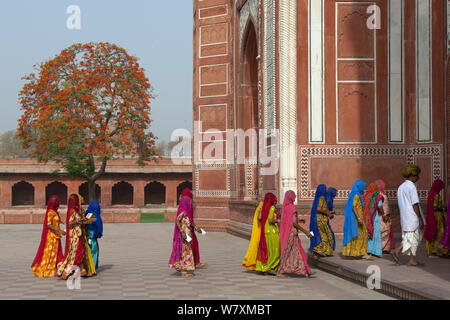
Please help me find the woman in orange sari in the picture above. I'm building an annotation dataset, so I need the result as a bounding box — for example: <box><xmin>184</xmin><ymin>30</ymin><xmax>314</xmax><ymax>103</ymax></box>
<box><xmin>31</xmin><ymin>195</ymin><xmax>66</xmax><ymax>277</ymax></box>
<box><xmin>56</xmin><ymin>194</ymin><xmax>96</xmax><ymax>279</ymax></box>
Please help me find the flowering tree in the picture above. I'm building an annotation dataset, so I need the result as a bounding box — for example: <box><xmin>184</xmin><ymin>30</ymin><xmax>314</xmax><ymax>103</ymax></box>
<box><xmin>17</xmin><ymin>42</ymin><xmax>159</xmax><ymax>202</ymax></box>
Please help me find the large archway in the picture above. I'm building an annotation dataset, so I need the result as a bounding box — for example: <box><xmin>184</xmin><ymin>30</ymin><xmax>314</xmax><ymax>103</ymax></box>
<box><xmin>144</xmin><ymin>182</ymin><xmax>166</xmax><ymax>205</ymax></box>
<box><xmin>237</xmin><ymin>20</ymin><xmax>259</xmax><ymax>200</ymax></box>
<box><xmin>78</xmin><ymin>182</ymin><xmax>101</xmax><ymax>205</ymax></box>
<box><xmin>112</xmin><ymin>181</ymin><xmax>134</xmax><ymax>205</ymax></box>
<box><xmin>45</xmin><ymin>181</ymin><xmax>68</xmax><ymax>205</ymax></box>
<box><xmin>12</xmin><ymin>181</ymin><xmax>35</xmax><ymax>206</ymax></box>
<box><xmin>177</xmin><ymin>181</ymin><xmax>193</xmax><ymax>204</ymax></box>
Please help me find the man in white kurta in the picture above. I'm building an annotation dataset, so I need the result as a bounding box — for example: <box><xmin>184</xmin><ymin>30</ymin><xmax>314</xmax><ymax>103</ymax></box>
<box><xmin>392</xmin><ymin>165</ymin><xmax>425</xmax><ymax>266</ymax></box>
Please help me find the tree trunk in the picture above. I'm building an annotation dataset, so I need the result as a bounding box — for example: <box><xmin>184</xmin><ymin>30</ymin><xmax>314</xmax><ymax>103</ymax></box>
<box><xmin>88</xmin><ymin>179</ymin><xmax>96</xmax><ymax>203</ymax></box>
<box><xmin>87</xmin><ymin>158</ymin><xmax>108</xmax><ymax>203</ymax></box>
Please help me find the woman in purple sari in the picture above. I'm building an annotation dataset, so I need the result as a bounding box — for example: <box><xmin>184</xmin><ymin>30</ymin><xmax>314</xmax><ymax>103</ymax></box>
<box><xmin>169</xmin><ymin>196</ymin><xmax>195</xmax><ymax>277</ymax></box>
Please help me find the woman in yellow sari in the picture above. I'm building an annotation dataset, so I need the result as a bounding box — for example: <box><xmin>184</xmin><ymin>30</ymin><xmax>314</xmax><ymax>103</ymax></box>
<box><xmin>31</xmin><ymin>195</ymin><xmax>66</xmax><ymax>277</ymax></box>
<box><xmin>342</xmin><ymin>180</ymin><xmax>372</xmax><ymax>260</ymax></box>
<box><xmin>256</xmin><ymin>193</ymin><xmax>280</xmax><ymax>274</ymax></box>
<box><xmin>242</xmin><ymin>202</ymin><xmax>263</xmax><ymax>270</ymax></box>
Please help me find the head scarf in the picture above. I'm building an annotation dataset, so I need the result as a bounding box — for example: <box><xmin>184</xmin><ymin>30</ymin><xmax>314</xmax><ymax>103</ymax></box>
<box><xmin>308</xmin><ymin>185</ymin><xmax>327</xmax><ymax>252</ymax></box>
<box><xmin>343</xmin><ymin>180</ymin><xmax>366</xmax><ymax>247</ymax></box>
<box><xmin>424</xmin><ymin>179</ymin><xmax>445</xmax><ymax>242</ymax></box>
<box><xmin>362</xmin><ymin>183</ymin><xmax>378</xmax><ymax>232</ymax></box>
<box><xmin>439</xmin><ymin>193</ymin><xmax>450</xmax><ymax>248</ymax></box>
<box><xmin>375</xmin><ymin>179</ymin><xmax>395</xmax><ymax>248</ymax></box>
<box><xmin>280</xmin><ymin>190</ymin><xmax>296</xmax><ymax>255</ymax></box>
<box><xmin>85</xmin><ymin>200</ymin><xmax>103</xmax><ymax>239</ymax></box>
<box><xmin>401</xmin><ymin>164</ymin><xmax>421</xmax><ymax>179</ymax></box>
<box><xmin>181</xmin><ymin>188</ymin><xmax>193</xmax><ymax>199</ymax></box>
<box><xmin>169</xmin><ymin>196</ymin><xmax>192</xmax><ymax>265</ymax></box>
<box><xmin>31</xmin><ymin>195</ymin><xmax>63</xmax><ymax>268</ymax></box>
<box><xmin>325</xmin><ymin>187</ymin><xmax>338</xmax><ymax>211</ymax></box>
<box><xmin>256</xmin><ymin>193</ymin><xmax>277</xmax><ymax>264</ymax></box>
<box><xmin>325</xmin><ymin>187</ymin><xmax>337</xmax><ymax>250</ymax></box>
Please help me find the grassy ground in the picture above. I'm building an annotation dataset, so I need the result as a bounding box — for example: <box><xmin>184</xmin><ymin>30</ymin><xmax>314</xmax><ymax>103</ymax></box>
<box><xmin>140</xmin><ymin>212</ymin><xmax>165</xmax><ymax>223</ymax></box>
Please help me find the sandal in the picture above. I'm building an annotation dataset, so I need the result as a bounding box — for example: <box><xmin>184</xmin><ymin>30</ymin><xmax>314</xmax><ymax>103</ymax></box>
<box><xmin>391</xmin><ymin>251</ymin><xmax>401</xmax><ymax>265</ymax></box>
<box><xmin>407</xmin><ymin>262</ymin><xmax>425</xmax><ymax>267</ymax></box>
<box><xmin>181</xmin><ymin>272</ymin><xmax>194</xmax><ymax>278</ymax></box>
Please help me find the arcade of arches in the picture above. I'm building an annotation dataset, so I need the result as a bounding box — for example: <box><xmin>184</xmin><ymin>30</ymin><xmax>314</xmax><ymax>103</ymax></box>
<box><xmin>0</xmin><ymin>159</ymin><xmax>192</xmax><ymax>224</ymax></box>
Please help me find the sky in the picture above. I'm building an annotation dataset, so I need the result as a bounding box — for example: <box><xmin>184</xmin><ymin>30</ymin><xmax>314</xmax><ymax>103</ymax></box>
<box><xmin>0</xmin><ymin>0</ymin><xmax>193</xmax><ymax>143</ymax></box>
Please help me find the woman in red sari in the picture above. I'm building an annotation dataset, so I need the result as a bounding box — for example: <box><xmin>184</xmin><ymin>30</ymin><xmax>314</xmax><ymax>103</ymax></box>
<box><xmin>56</xmin><ymin>194</ymin><xmax>95</xmax><ymax>279</ymax></box>
<box><xmin>180</xmin><ymin>188</ymin><xmax>206</xmax><ymax>268</ymax></box>
<box><xmin>31</xmin><ymin>195</ymin><xmax>65</xmax><ymax>277</ymax></box>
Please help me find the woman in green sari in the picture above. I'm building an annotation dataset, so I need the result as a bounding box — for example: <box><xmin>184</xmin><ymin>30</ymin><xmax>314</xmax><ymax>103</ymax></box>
<box><xmin>256</xmin><ymin>193</ymin><xmax>280</xmax><ymax>274</ymax></box>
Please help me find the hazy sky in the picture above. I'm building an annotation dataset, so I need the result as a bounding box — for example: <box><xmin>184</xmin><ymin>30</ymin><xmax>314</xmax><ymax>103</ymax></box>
<box><xmin>0</xmin><ymin>0</ymin><xmax>193</xmax><ymax>143</ymax></box>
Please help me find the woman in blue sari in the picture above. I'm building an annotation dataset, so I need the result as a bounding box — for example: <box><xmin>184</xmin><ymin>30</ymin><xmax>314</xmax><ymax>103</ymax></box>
<box><xmin>85</xmin><ymin>200</ymin><xmax>103</xmax><ymax>270</ymax></box>
<box><xmin>342</xmin><ymin>180</ymin><xmax>372</xmax><ymax>259</ymax></box>
<box><xmin>309</xmin><ymin>185</ymin><xmax>336</xmax><ymax>258</ymax></box>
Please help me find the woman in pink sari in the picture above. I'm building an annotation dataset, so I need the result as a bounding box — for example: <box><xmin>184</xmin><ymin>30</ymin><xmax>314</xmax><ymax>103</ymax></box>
<box><xmin>169</xmin><ymin>196</ymin><xmax>195</xmax><ymax>277</ymax></box>
<box><xmin>277</xmin><ymin>190</ymin><xmax>313</xmax><ymax>277</ymax></box>
<box><xmin>180</xmin><ymin>188</ymin><xmax>206</xmax><ymax>268</ymax></box>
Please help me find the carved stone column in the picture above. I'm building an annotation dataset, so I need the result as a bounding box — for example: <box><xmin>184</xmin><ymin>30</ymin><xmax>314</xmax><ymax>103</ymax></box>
<box><xmin>279</xmin><ymin>0</ymin><xmax>298</xmax><ymax>202</ymax></box>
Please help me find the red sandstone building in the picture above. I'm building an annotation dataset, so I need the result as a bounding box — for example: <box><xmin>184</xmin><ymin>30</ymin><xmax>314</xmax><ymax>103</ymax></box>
<box><xmin>192</xmin><ymin>0</ymin><xmax>450</xmax><ymax>236</ymax></box>
<box><xmin>0</xmin><ymin>159</ymin><xmax>192</xmax><ymax>224</ymax></box>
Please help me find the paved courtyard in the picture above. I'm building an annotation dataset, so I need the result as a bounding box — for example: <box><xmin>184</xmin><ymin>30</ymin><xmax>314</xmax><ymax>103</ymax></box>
<box><xmin>0</xmin><ymin>223</ymin><xmax>392</xmax><ymax>300</ymax></box>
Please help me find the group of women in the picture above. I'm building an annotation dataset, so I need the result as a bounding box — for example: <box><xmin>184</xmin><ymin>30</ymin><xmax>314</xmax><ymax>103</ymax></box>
<box><xmin>342</xmin><ymin>178</ymin><xmax>450</xmax><ymax>260</ymax></box>
<box><xmin>241</xmin><ymin>191</ymin><xmax>317</xmax><ymax>277</ymax></box>
<box><xmin>31</xmin><ymin>194</ymin><xmax>103</xmax><ymax>279</ymax></box>
<box><xmin>342</xmin><ymin>179</ymin><xmax>395</xmax><ymax>260</ymax></box>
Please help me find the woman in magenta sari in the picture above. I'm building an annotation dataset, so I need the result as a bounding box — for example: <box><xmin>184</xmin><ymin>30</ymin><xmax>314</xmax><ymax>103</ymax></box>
<box><xmin>439</xmin><ymin>193</ymin><xmax>450</xmax><ymax>257</ymax></box>
<box><xmin>180</xmin><ymin>188</ymin><xmax>206</xmax><ymax>268</ymax></box>
<box><xmin>425</xmin><ymin>179</ymin><xmax>446</xmax><ymax>257</ymax></box>
<box><xmin>277</xmin><ymin>190</ymin><xmax>313</xmax><ymax>277</ymax></box>
<box><xmin>31</xmin><ymin>195</ymin><xmax>65</xmax><ymax>277</ymax></box>
<box><xmin>169</xmin><ymin>196</ymin><xmax>195</xmax><ymax>277</ymax></box>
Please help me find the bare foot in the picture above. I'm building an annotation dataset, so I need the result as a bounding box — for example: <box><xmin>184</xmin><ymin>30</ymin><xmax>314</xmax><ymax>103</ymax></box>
<box><xmin>196</xmin><ymin>263</ymin><xmax>207</xmax><ymax>268</ymax></box>
<box><xmin>181</xmin><ymin>272</ymin><xmax>194</xmax><ymax>278</ymax></box>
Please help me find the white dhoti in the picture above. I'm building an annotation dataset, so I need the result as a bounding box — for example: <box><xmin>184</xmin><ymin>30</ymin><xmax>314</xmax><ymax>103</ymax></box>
<box><xmin>402</xmin><ymin>229</ymin><xmax>423</xmax><ymax>256</ymax></box>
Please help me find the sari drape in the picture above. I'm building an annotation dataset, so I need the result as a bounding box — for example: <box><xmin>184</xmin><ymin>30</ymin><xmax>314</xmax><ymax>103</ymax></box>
<box><xmin>256</xmin><ymin>193</ymin><xmax>277</xmax><ymax>264</ymax></box>
<box><xmin>85</xmin><ymin>200</ymin><xmax>102</xmax><ymax>270</ymax></box>
<box><xmin>424</xmin><ymin>179</ymin><xmax>445</xmax><ymax>242</ymax></box>
<box><xmin>278</xmin><ymin>190</ymin><xmax>311</xmax><ymax>276</ymax></box>
<box><xmin>375</xmin><ymin>179</ymin><xmax>395</xmax><ymax>251</ymax></box>
<box><xmin>242</xmin><ymin>202</ymin><xmax>263</xmax><ymax>270</ymax></box>
<box><xmin>439</xmin><ymin>193</ymin><xmax>450</xmax><ymax>248</ymax></box>
<box><xmin>169</xmin><ymin>196</ymin><xmax>192</xmax><ymax>266</ymax></box>
<box><xmin>57</xmin><ymin>194</ymin><xmax>85</xmax><ymax>278</ymax></box>
<box><xmin>31</xmin><ymin>196</ymin><xmax>63</xmax><ymax>277</ymax></box>
<box><xmin>308</xmin><ymin>185</ymin><xmax>328</xmax><ymax>253</ymax></box>
<box><xmin>343</xmin><ymin>180</ymin><xmax>366</xmax><ymax>247</ymax></box>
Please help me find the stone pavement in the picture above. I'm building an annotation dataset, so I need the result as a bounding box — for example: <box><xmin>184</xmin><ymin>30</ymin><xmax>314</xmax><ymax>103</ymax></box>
<box><xmin>308</xmin><ymin>235</ymin><xmax>450</xmax><ymax>300</ymax></box>
<box><xmin>0</xmin><ymin>223</ymin><xmax>391</xmax><ymax>300</ymax></box>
